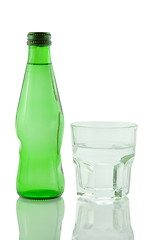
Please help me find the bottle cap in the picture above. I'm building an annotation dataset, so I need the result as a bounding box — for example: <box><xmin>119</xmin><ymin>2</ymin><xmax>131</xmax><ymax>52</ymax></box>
<box><xmin>27</xmin><ymin>32</ymin><xmax>52</xmax><ymax>46</ymax></box>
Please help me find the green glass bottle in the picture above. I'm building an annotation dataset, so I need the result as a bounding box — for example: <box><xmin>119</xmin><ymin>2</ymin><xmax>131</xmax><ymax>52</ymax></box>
<box><xmin>16</xmin><ymin>32</ymin><xmax>64</xmax><ymax>199</ymax></box>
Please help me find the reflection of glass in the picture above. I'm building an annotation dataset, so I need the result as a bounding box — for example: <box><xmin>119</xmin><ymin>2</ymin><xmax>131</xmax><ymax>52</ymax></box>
<box><xmin>72</xmin><ymin>197</ymin><xmax>134</xmax><ymax>240</ymax></box>
<box><xmin>71</xmin><ymin>122</ymin><xmax>137</xmax><ymax>198</ymax></box>
<box><xmin>17</xmin><ymin>197</ymin><xmax>64</xmax><ymax>240</ymax></box>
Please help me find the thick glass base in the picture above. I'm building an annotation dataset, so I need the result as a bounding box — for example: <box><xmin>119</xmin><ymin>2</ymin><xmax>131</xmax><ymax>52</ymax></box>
<box><xmin>77</xmin><ymin>187</ymin><xmax>129</xmax><ymax>199</ymax></box>
<box><xmin>17</xmin><ymin>190</ymin><xmax>63</xmax><ymax>200</ymax></box>
<box><xmin>75</xmin><ymin>157</ymin><xmax>133</xmax><ymax>199</ymax></box>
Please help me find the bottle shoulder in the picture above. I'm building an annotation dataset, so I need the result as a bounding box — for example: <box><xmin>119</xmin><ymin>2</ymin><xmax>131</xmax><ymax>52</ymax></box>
<box><xmin>16</xmin><ymin>63</ymin><xmax>64</xmax><ymax>130</ymax></box>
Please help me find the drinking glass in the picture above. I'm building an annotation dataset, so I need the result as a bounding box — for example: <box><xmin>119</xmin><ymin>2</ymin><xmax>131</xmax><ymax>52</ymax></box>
<box><xmin>71</xmin><ymin>122</ymin><xmax>137</xmax><ymax>198</ymax></box>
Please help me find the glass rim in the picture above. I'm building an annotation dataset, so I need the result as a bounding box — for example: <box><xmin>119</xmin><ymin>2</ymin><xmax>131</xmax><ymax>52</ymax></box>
<box><xmin>71</xmin><ymin>121</ymin><xmax>138</xmax><ymax>129</ymax></box>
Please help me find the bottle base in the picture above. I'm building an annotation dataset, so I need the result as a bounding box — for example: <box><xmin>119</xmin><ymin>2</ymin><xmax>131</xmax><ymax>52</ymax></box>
<box><xmin>17</xmin><ymin>189</ymin><xmax>63</xmax><ymax>200</ymax></box>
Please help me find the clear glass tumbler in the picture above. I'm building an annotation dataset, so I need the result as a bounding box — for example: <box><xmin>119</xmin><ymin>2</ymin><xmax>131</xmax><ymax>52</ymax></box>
<box><xmin>71</xmin><ymin>122</ymin><xmax>137</xmax><ymax>198</ymax></box>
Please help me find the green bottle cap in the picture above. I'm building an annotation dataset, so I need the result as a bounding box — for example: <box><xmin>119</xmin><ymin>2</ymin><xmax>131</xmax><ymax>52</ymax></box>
<box><xmin>27</xmin><ymin>32</ymin><xmax>52</xmax><ymax>46</ymax></box>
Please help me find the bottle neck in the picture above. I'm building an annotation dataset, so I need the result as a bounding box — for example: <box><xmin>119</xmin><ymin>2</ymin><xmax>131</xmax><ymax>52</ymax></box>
<box><xmin>27</xmin><ymin>46</ymin><xmax>52</xmax><ymax>64</ymax></box>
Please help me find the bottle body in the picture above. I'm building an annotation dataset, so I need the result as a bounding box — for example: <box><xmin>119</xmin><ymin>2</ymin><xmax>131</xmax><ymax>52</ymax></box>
<box><xmin>16</xmin><ymin>41</ymin><xmax>64</xmax><ymax>199</ymax></box>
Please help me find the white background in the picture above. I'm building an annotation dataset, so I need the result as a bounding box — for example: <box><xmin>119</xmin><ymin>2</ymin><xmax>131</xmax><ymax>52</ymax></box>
<box><xmin>0</xmin><ymin>0</ymin><xmax>162</xmax><ymax>239</ymax></box>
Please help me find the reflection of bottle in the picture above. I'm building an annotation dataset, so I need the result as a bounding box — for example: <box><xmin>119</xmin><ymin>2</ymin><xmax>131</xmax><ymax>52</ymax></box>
<box><xmin>17</xmin><ymin>197</ymin><xmax>64</xmax><ymax>240</ymax></box>
<box><xmin>16</xmin><ymin>32</ymin><xmax>64</xmax><ymax>199</ymax></box>
<box><xmin>72</xmin><ymin>197</ymin><xmax>134</xmax><ymax>240</ymax></box>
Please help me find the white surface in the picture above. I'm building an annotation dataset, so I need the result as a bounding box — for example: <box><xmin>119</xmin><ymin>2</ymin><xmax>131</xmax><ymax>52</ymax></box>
<box><xmin>0</xmin><ymin>0</ymin><xmax>163</xmax><ymax>239</ymax></box>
